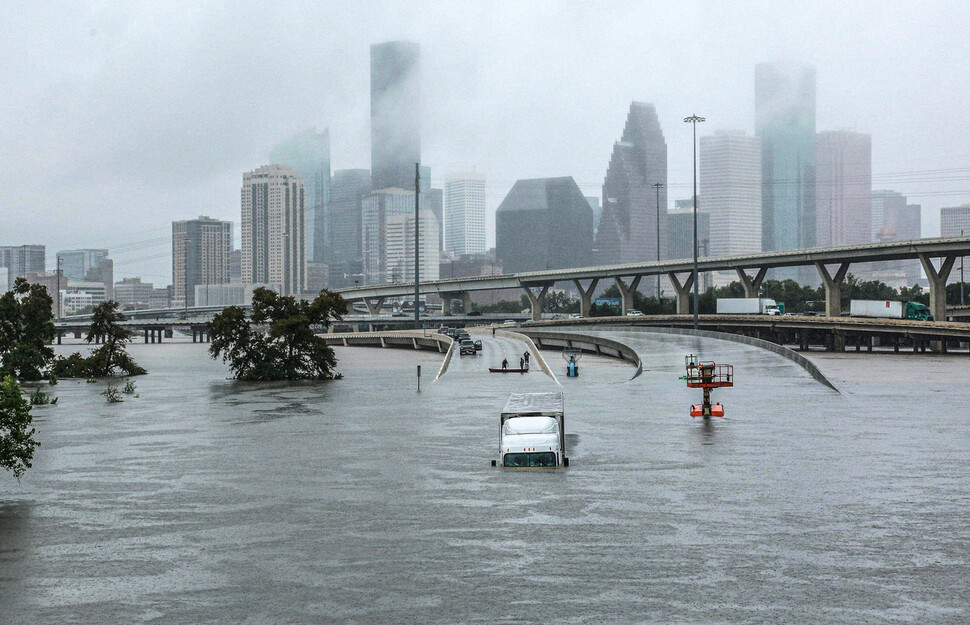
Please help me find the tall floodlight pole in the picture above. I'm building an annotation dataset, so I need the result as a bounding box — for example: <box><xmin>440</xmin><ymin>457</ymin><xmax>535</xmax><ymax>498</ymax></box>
<box><xmin>962</xmin><ymin>229</ymin><xmax>966</xmax><ymax>306</ymax></box>
<box><xmin>414</xmin><ymin>163</ymin><xmax>421</xmax><ymax>328</ymax></box>
<box><xmin>683</xmin><ymin>114</ymin><xmax>705</xmax><ymax>329</ymax></box>
<box><xmin>652</xmin><ymin>182</ymin><xmax>664</xmax><ymax>307</ymax></box>
<box><xmin>56</xmin><ymin>256</ymin><xmax>63</xmax><ymax>319</ymax></box>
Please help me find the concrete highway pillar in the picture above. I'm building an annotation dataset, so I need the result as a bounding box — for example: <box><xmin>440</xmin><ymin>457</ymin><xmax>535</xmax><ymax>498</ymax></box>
<box><xmin>144</xmin><ymin>329</ymin><xmax>149</xmax><ymax>344</ymax></box>
<box><xmin>736</xmin><ymin>267</ymin><xmax>769</xmax><ymax>298</ymax></box>
<box><xmin>573</xmin><ymin>279</ymin><xmax>600</xmax><ymax>317</ymax></box>
<box><xmin>614</xmin><ymin>276</ymin><xmax>642</xmax><ymax>315</ymax></box>
<box><xmin>667</xmin><ymin>272</ymin><xmax>694</xmax><ymax>315</ymax></box>
<box><xmin>522</xmin><ymin>285</ymin><xmax>550</xmax><ymax>321</ymax></box>
<box><xmin>461</xmin><ymin>292</ymin><xmax>473</xmax><ymax>314</ymax></box>
<box><xmin>364</xmin><ymin>297</ymin><xmax>385</xmax><ymax>315</ymax></box>
<box><xmin>919</xmin><ymin>254</ymin><xmax>955</xmax><ymax>322</ymax></box>
<box><xmin>440</xmin><ymin>294</ymin><xmax>454</xmax><ymax>315</ymax></box>
<box><xmin>815</xmin><ymin>262</ymin><xmax>850</xmax><ymax>317</ymax></box>
<box><xmin>57</xmin><ymin>331</ymin><xmax>62</xmax><ymax>345</ymax></box>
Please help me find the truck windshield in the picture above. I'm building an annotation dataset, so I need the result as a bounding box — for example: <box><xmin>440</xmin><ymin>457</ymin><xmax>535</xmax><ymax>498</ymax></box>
<box><xmin>503</xmin><ymin>452</ymin><xmax>557</xmax><ymax>468</ymax></box>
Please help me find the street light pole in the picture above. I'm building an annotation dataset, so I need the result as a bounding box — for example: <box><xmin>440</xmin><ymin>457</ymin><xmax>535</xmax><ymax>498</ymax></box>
<box><xmin>652</xmin><ymin>182</ymin><xmax>664</xmax><ymax>308</ymax></box>
<box><xmin>962</xmin><ymin>229</ymin><xmax>966</xmax><ymax>306</ymax></box>
<box><xmin>684</xmin><ymin>114</ymin><xmax>705</xmax><ymax>329</ymax></box>
<box><xmin>414</xmin><ymin>163</ymin><xmax>421</xmax><ymax>328</ymax></box>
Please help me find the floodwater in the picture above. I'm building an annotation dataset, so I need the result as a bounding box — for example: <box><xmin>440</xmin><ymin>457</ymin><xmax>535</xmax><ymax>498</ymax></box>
<box><xmin>1</xmin><ymin>328</ymin><xmax>968</xmax><ymax>624</ymax></box>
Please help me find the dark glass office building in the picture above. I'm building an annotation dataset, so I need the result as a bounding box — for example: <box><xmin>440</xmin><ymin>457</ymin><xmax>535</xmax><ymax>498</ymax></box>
<box><xmin>496</xmin><ymin>177</ymin><xmax>593</xmax><ymax>274</ymax></box>
<box><xmin>327</xmin><ymin>169</ymin><xmax>372</xmax><ymax>287</ymax></box>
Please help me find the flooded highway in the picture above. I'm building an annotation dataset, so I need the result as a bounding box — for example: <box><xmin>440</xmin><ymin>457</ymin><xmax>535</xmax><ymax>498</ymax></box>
<box><xmin>1</xmin><ymin>329</ymin><xmax>968</xmax><ymax>623</ymax></box>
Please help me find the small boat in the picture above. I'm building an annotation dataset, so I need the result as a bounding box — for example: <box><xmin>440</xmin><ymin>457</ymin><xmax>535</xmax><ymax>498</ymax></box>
<box><xmin>489</xmin><ymin>367</ymin><xmax>529</xmax><ymax>374</ymax></box>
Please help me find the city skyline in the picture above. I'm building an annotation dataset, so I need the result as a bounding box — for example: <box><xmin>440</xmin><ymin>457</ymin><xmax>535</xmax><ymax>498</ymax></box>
<box><xmin>2</xmin><ymin>3</ymin><xmax>970</xmax><ymax>285</ymax></box>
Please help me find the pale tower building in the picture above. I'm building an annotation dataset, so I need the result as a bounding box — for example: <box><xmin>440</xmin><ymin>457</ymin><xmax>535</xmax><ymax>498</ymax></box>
<box><xmin>241</xmin><ymin>165</ymin><xmax>306</xmax><ymax>295</ymax></box>
<box><xmin>699</xmin><ymin>130</ymin><xmax>762</xmax><ymax>285</ymax></box>
<box><xmin>444</xmin><ymin>172</ymin><xmax>487</xmax><ymax>255</ymax></box>
<box><xmin>815</xmin><ymin>130</ymin><xmax>872</xmax><ymax>247</ymax></box>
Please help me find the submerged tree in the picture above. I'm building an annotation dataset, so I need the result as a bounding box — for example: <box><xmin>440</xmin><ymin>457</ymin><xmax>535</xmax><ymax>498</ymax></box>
<box><xmin>0</xmin><ymin>278</ymin><xmax>56</xmax><ymax>381</ymax></box>
<box><xmin>0</xmin><ymin>376</ymin><xmax>40</xmax><ymax>479</ymax></box>
<box><xmin>51</xmin><ymin>301</ymin><xmax>146</xmax><ymax>378</ymax></box>
<box><xmin>209</xmin><ymin>288</ymin><xmax>347</xmax><ymax>381</ymax></box>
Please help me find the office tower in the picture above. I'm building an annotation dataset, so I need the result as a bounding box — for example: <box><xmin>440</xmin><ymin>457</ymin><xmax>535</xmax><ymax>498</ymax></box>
<box><xmin>699</xmin><ymin>130</ymin><xmax>762</xmax><ymax>257</ymax></box>
<box><xmin>113</xmin><ymin>278</ymin><xmax>155</xmax><ymax>308</ymax></box>
<box><xmin>596</xmin><ymin>102</ymin><xmax>667</xmax><ymax>292</ymax></box>
<box><xmin>585</xmin><ymin>196</ymin><xmax>602</xmax><ymax>233</ymax></box>
<box><xmin>385</xmin><ymin>209</ymin><xmax>440</xmax><ymax>283</ymax></box>
<box><xmin>361</xmin><ymin>188</ymin><xmax>420</xmax><ymax>284</ymax></box>
<box><xmin>241</xmin><ymin>165</ymin><xmax>305</xmax><ymax>296</ymax></box>
<box><xmin>867</xmin><ymin>190</ymin><xmax>922</xmax><ymax>285</ymax></box>
<box><xmin>756</xmin><ymin>62</ymin><xmax>816</xmax><ymax>281</ymax></box>
<box><xmin>496</xmin><ymin>177</ymin><xmax>593</xmax><ymax>274</ymax></box>
<box><xmin>229</xmin><ymin>250</ymin><xmax>242</xmax><ymax>283</ymax></box>
<box><xmin>57</xmin><ymin>249</ymin><xmax>108</xmax><ymax>282</ymax></box>
<box><xmin>941</xmin><ymin>204</ymin><xmax>970</xmax><ymax>285</ymax></box>
<box><xmin>815</xmin><ymin>130</ymin><xmax>872</xmax><ymax>247</ymax></box>
<box><xmin>425</xmin><ymin>187</ymin><xmax>444</xmax><ymax>252</ymax></box>
<box><xmin>173</xmin><ymin>215</ymin><xmax>233</xmax><ymax>308</ymax></box>
<box><xmin>0</xmin><ymin>245</ymin><xmax>45</xmax><ymax>290</ymax></box>
<box><xmin>328</xmin><ymin>169</ymin><xmax>372</xmax><ymax>287</ymax></box>
<box><xmin>371</xmin><ymin>41</ymin><xmax>420</xmax><ymax>191</ymax></box>
<box><xmin>444</xmin><ymin>172</ymin><xmax>487</xmax><ymax>255</ymax></box>
<box><xmin>269</xmin><ymin>128</ymin><xmax>330</xmax><ymax>263</ymax></box>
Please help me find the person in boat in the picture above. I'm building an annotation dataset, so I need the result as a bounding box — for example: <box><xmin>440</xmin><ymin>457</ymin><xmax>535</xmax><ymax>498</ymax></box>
<box><xmin>523</xmin><ymin>351</ymin><xmax>530</xmax><ymax>364</ymax></box>
<box><xmin>519</xmin><ymin>357</ymin><xmax>525</xmax><ymax>369</ymax></box>
<box><xmin>501</xmin><ymin>358</ymin><xmax>509</xmax><ymax>370</ymax></box>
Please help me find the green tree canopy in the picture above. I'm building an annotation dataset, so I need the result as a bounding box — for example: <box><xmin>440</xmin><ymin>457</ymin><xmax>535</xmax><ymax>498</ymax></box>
<box><xmin>51</xmin><ymin>300</ymin><xmax>146</xmax><ymax>378</ymax></box>
<box><xmin>0</xmin><ymin>278</ymin><xmax>55</xmax><ymax>381</ymax></box>
<box><xmin>209</xmin><ymin>288</ymin><xmax>347</xmax><ymax>381</ymax></box>
<box><xmin>0</xmin><ymin>376</ymin><xmax>39</xmax><ymax>479</ymax></box>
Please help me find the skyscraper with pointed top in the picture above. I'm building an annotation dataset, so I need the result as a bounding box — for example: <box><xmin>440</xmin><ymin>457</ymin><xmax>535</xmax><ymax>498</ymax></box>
<box><xmin>596</xmin><ymin>102</ymin><xmax>667</xmax><ymax>292</ymax></box>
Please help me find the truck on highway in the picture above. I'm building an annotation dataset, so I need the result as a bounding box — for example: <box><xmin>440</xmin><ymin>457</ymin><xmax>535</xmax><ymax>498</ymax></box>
<box><xmin>492</xmin><ymin>392</ymin><xmax>568</xmax><ymax>468</ymax></box>
<box><xmin>716</xmin><ymin>297</ymin><xmax>783</xmax><ymax>315</ymax></box>
<box><xmin>849</xmin><ymin>299</ymin><xmax>933</xmax><ymax>321</ymax></box>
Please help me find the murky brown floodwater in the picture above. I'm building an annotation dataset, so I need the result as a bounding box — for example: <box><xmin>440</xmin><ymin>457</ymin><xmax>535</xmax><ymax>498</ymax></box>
<box><xmin>1</xmin><ymin>329</ymin><xmax>968</xmax><ymax>623</ymax></box>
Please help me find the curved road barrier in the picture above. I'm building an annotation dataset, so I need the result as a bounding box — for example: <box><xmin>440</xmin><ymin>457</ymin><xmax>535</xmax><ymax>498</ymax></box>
<box><xmin>539</xmin><ymin>324</ymin><xmax>839</xmax><ymax>393</ymax></box>
<box><xmin>518</xmin><ymin>329</ymin><xmax>643</xmax><ymax>379</ymax></box>
<box><xmin>495</xmin><ymin>329</ymin><xmax>560</xmax><ymax>385</ymax></box>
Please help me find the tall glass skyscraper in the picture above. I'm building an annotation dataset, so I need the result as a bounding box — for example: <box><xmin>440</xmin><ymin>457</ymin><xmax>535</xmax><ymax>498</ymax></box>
<box><xmin>269</xmin><ymin>128</ymin><xmax>330</xmax><ymax>264</ymax></box>
<box><xmin>756</xmin><ymin>62</ymin><xmax>816</xmax><ymax>263</ymax></box>
<box><xmin>371</xmin><ymin>41</ymin><xmax>420</xmax><ymax>192</ymax></box>
<box><xmin>596</xmin><ymin>102</ymin><xmax>667</xmax><ymax>291</ymax></box>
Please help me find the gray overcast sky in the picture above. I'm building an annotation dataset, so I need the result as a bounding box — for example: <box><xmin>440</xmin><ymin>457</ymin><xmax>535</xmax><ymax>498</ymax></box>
<box><xmin>2</xmin><ymin>0</ymin><xmax>969</xmax><ymax>284</ymax></box>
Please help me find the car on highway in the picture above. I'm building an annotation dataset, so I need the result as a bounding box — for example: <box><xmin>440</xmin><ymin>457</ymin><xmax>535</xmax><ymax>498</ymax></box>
<box><xmin>503</xmin><ymin>319</ymin><xmax>517</xmax><ymax>325</ymax></box>
<box><xmin>626</xmin><ymin>309</ymin><xmax>645</xmax><ymax>316</ymax></box>
<box><xmin>459</xmin><ymin>339</ymin><xmax>477</xmax><ymax>355</ymax></box>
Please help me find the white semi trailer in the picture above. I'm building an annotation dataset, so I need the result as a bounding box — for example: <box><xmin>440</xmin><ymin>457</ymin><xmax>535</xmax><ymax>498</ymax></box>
<box><xmin>491</xmin><ymin>392</ymin><xmax>568</xmax><ymax>468</ymax></box>
<box><xmin>716</xmin><ymin>297</ymin><xmax>783</xmax><ymax>315</ymax></box>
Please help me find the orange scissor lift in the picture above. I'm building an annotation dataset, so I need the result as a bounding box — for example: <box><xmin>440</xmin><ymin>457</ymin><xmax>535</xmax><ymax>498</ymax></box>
<box><xmin>684</xmin><ymin>354</ymin><xmax>734</xmax><ymax>419</ymax></box>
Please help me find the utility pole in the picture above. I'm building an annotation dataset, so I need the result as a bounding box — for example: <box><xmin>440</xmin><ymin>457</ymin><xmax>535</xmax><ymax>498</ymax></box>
<box><xmin>414</xmin><ymin>163</ymin><xmax>421</xmax><ymax>328</ymax></box>
<box><xmin>652</xmin><ymin>182</ymin><xmax>664</xmax><ymax>308</ymax></box>
<box><xmin>683</xmin><ymin>114</ymin><xmax>705</xmax><ymax>329</ymax></box>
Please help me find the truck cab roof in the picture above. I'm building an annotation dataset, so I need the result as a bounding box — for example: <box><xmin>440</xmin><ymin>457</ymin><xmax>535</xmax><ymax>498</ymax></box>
<box><xmin>503</xmin><ymin>416</ymin><xmax>559</xmax><ymax>435</ymax></box>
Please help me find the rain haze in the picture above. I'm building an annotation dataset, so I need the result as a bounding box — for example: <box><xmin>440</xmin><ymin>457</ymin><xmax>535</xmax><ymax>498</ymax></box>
<box><xmin>1</xmin><ymin>0</ymin><xmax>969</xmax><ymax>283</ymax></box>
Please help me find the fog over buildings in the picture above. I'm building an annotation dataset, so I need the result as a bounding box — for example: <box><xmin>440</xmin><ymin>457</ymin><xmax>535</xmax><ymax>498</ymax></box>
<box><xmin>1</xmin><ymin>2</ymin><xmax>969</xmax><ymax>284</ymax></box>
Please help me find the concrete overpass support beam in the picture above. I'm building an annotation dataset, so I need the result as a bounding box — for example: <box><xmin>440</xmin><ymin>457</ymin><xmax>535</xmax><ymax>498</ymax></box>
<box><xmin>573</xmin><ymin>279</ymin><xmax>600</xmax><ymax>317</ymax></box>
<box><xmin>522</xmin><ymin>285</ymin><xmax>550</xmax><ymax>321</ymax></box>
<box><xmin>461</xmin><ymin>292</ymin><xmax>473</xmax><ymax>314</ymax></box>
<box><xmin>736</xmin><ymin>267</ymin><xmax>769</xmax><ymax>298</ymax></box>
<box><xmin>919</xmin><ymin>254</ymin><xmax>956</xmax><ymax>322</ymax></box>
<box><xmin>364</xmin><ymin>297</ymin><xmax>385</xmax><ymax>315</ymax></box>
<box><xmin>440</xmin><ymin>294</ymin><xmax>454</xmax><ymax>315</ymax></box>
<box><xmin>815</xmin><ymin>262</ymin><xmax>850</xmax><ymax>317</ymax></box>
<box><xmin>667</xmin><ymin>272</ymin><xmax>694</xmax><ymax>316</ymax></box>
<box><xmin>614</xmin><ymin>276</ymin><xmax>642</xmax><ymax>315</ymax></box>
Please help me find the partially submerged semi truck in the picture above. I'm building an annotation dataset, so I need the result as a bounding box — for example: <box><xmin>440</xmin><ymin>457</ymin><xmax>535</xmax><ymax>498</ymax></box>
<box><xmin>492</xmin><ymin>392</ymin><xmax>568</xmax><ymax>468</ymax></box>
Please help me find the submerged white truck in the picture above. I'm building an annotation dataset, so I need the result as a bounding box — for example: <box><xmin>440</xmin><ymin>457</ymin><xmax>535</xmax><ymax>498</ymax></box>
<box><xmin>491</xmin><ymin>392</ymin><xmax>568</xmax><ymax>468</ymax></box>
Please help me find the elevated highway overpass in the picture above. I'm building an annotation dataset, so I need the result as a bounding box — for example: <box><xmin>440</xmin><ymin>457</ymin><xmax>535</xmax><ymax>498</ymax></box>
<box><xmin>335</xmin><ymin>236</ymin><xmax>970</xmax><ymax>322</ymax></box>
